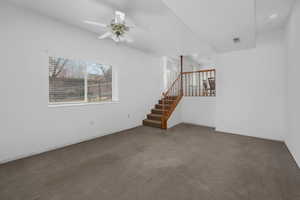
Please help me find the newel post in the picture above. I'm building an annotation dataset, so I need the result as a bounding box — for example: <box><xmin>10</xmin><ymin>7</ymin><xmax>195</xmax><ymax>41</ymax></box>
<box><xmin>180</xmin><ymin>55</ymin><xmax>183</xmax><ymax>96</ymax></box>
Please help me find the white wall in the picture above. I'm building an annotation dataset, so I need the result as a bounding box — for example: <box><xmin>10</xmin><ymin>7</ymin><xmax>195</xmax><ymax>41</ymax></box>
<box><xmin>183</xmin><ymin>56</ymin><xmax>199</xmax><ymax>72</ymax></box>
<box><xmin>162</xmin><ymin>56</ymin><xmax>180</xmax><ymax>91</ymax></box>
<box><xmin>215</xmin><ymin>31</ymin><xmax>287</xmax><ymax>141</ymax></box>
<box><xmin>285</xmin><ymin>1</ymin><xmax>300</xmax><ymax>167</ymax></box>
<box><xmin>181</xmin><ymin>97</ymin><xmax>216</xmax><ymax>127</ymax></box>
<box><xmin>0</xmin><ymin>2</ymin><xmax>163</xmax><ymax>163</ymax></box>
<box><xmin>167</xmin><ymin>97</ymin><xmax>216</xmax><ymax>128</ymax></box>
<box><xmin>167</xmin><ymin>101</ymin><xmax>182</xmax><ymax>128</ymax></box>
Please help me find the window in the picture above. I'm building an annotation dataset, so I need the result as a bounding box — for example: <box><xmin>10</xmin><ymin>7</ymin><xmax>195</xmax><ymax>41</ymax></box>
<box><xmin>49</xmin><ymin>57</ymin><xmax>112</xmax><ymax>104</ymax></box>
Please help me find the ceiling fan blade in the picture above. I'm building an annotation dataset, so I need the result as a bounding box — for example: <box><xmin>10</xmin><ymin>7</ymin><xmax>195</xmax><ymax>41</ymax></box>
<box><xmin>125</xmin><ymin>37</ymin><xmax>134</xmax><ymax>43</ymax></box>
<box><xmin>126</xmin><ymin>22</ymin><xmax>136</xmax><ymax>29</ymax></box>
<box><xmin>111</xmin><ymin>35</ymin><xmax>120</xmax><ymax>42</ymax></box>
<box><xmin>98</xmin><ymin>32</ymin><xmax>112</xmax><ymax>39</ymax></box>
<box><xmin>122</xmin><ymin>34</ymin><xmax>134</xmax><ymax>43</ymax></box>
<box><xmin>84</xmin><ymin>20</ymin><xmax>108</xmax><ymax>28</ymax></box>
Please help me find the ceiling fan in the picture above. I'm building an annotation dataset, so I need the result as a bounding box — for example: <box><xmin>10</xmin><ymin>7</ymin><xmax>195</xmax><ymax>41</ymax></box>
<box><xmin>84</xmin><ymin>11</ymin><xmax>134</xmax><ymax>43</ymax></box>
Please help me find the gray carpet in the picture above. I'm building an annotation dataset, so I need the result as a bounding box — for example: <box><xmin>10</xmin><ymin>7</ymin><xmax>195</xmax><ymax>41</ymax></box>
<box><xmin>1</xmin><ymin>123</ymin><xmax>300</xmax><ymax>200</ymax></box>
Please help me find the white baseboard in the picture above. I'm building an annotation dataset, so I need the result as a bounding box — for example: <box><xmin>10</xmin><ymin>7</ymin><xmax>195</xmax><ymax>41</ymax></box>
<box><xmin>215</xmin><ymin>128</ymin><xmax>284</xmax><ymax>142</ymax></box>
<box><xmin>182</xmin><ymin>122</ymin><xmax>215</xmax><ymax>129</ymax></box>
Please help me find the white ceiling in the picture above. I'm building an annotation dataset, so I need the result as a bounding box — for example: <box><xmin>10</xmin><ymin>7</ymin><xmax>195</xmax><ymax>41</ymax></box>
<box><xmin>4</xmin><ymin>0</ymin><xmax>214</xmax><ymax>56</ymax></box>
<box><xmin>4</xmin><ymin>0</ymin><xmax>296</xmax><ymax>56</ymax></box>
<box><xmin>163</xmin><ymin>0</ymin><xmax>256</xmax><ymax>53</ymax></box>
<box><xmin>163</xmin><ymin>0</ymin><xmax>294</xmax><ymax>53</ymax></box>
<box><xmin>256</xmin><ymin>0</ymin><xmax>295</xmax><ymax>33</ymax></box>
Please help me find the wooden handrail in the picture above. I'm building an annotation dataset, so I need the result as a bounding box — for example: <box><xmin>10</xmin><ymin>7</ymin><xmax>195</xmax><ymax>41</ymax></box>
<box><xmin>163</xmin><ymin>74</ymin><xmax>181</xmax><ymax>97</ymax></box>
<box><xmin>182</xmin><ymin>69</ymin><xmax>215</xmax><ymax>74</ymax></box>
<box><xmin>161</xmin><ymin>55</ymin><xmax>185</xmax><ymax>129</ymax></box>
<box><xmin>161</xmin><ymin>73</ymin><xmax>183</xmax><ymax>129</ymax></box>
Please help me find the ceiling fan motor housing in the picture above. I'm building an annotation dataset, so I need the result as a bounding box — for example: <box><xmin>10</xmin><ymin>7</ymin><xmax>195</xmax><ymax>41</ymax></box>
<box><xmin>110</xmin><ymin>20</ymin><xmax>130</xmax><ymax>37</ymax></box>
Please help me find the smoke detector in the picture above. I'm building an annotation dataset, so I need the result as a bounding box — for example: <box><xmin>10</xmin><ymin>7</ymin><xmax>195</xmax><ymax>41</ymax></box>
<box><xmin>233</xmin><ymin>37</ymin><xmax>240</xmax><ymax>43</ymax></box>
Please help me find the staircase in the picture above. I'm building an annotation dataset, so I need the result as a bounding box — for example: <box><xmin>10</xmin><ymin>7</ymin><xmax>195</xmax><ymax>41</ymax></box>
<box><xmin>143</xmin><ymin>96</ymin><xmax>179</xmax><ymax>129</ymax></box>
<box><xmin>143</xmin><ymin>55</ymin><xmax>184</xmax><ymax>129</ymax></box>
<box><xmin>142</xmin><ymin>55</ymin><xmax>216</xmax><ymax>129</ymax></box>
<box><xmin>143</xmin><ymin>62</ymin><xmax>184</xmax><ymax>129</ymax></box>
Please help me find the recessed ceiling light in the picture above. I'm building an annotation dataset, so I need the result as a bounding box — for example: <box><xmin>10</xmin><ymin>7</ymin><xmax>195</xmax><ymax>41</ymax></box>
<box><xmin>269</xmin><ymin>13</ymin><xmax>278</xmax><ymax>19</ymax></box>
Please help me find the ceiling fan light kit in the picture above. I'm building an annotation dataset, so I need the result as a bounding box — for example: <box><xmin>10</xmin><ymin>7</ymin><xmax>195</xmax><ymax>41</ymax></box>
<box><xmin>84</xmin><ymin>11</ymin><xmax>133</xmax><ymax>43</ymax></box>
<box><xmin>110</xmin><ymin>21</ymin><xmax>130</xmax><ymax>40</ymax></box>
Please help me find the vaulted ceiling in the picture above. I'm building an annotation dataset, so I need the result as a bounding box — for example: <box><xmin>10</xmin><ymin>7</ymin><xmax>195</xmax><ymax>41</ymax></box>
<box><xmin>163</xmin><ymin>0</ymin><xmax>294</xmax><ymax>53</ymax></box>
<box><xmin>5</xmin><ymin>0</ymin><xmax>295</xmax><ymax>56</ymax></box>
<box><xmin>5</xmin><ymin>0</ymin><xmax>214</xmax><ymax>56</ymax></box>
<box><xmin>163</xmin><ymin>0</ymin><xmax>256</xmax><ymax>53</ymax></box>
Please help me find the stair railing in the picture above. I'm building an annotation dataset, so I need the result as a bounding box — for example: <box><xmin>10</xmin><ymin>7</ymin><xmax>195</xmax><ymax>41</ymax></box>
<box><xmin>182</xmin><ymin>69</ymin><xmax>216</xmax><ymax>96</ymax></box>
<box><xmin>161</xmin><ymin>73</ymin><xmax>183</xmax><ymax>129</ymax></box>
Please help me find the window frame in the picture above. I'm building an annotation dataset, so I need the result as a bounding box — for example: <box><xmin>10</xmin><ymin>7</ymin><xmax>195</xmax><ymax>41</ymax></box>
<box><xmin>48</xmin><ymin>56</ymin><xmax>117</xmax><ymax>107</ymax></box>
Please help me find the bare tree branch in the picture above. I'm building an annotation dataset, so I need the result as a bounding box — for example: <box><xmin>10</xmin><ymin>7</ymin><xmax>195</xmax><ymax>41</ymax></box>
<box><xmin>51</xmin><ymin>58</ymin><xmax>69</xmax><ymax>78</ymax></box>
<box><xmin>51</xmin><ymin>58</ymin><xmax>61</xmax><ymax>77</ymax></box>
<box><xmin>55</xmin><ymin>59</ymin><xmax>69</xmax><ymax>77</ymax></box>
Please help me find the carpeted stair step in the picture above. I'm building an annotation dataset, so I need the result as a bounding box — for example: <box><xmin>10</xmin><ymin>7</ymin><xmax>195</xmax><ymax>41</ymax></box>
<box><xmin>155</xmin><ymin>104</ymin><xmax>171</xmax><ymax>110</ymax></box>
<box><xmin>143</xmin><ymin>119</ymin><xmax>162</xmax><ymax>128</ymax></box>
<box><xmin>162</xmin><ymin>96</ymin><xmax>178</xmax><ymax>100</ymax></box>
<box><xmin>151</xmin><ymin>109</ymin><xmax>163</xmax><ymax>115</ymax></box>
<box><xmin>147</xmin><ymin>114</ymin><xmax>163</xmax><ymax>121</ymax></box>
<box><xmin>158</xmin><ymin>100</ymin><xmax>174</xmax><ymax>104</ymax></box>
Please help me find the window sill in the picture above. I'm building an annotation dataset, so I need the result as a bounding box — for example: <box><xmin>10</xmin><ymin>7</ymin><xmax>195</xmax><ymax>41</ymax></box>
<box><xmin>48</xmin><ymin>101</ymin><xmax>119</xmax><ymax>108</ymax></box>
